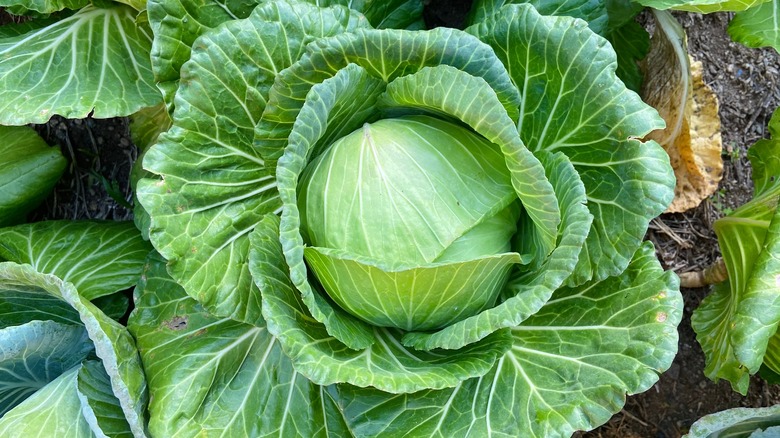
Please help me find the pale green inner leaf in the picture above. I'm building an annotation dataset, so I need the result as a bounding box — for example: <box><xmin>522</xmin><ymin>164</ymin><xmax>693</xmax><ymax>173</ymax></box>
<box><xmin>251</xmin><ymin>214</ymin><xmax>512</xmax><ymax>394</ymax></box>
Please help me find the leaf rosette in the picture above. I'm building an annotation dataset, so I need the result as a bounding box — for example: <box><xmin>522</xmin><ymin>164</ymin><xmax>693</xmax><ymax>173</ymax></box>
<box><xmin>137</xmin><ymin>0</ymin><xmax>682</xmax><ymax>435</ymax></box>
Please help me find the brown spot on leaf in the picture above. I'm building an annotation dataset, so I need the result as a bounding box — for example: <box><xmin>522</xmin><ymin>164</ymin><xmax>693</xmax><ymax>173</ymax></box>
<box><xmin>164</xmin><ymin>316</ymin><xmax>188</xmax><ymax>331</ymax></box>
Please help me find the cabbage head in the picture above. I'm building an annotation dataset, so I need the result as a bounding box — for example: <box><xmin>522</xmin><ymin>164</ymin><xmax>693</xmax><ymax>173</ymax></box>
<box><xmin>135</xmin><ymin>0</ymin><xmax>683</xmax><ymax>436</ymax></box>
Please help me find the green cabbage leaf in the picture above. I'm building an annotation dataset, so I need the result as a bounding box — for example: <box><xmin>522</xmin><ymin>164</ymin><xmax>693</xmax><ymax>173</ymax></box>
<box><xmin>0</xmin><ymin>221</ymin><xmax>152</xmax><ymax>437</ymax></box>
<box><xmin>0</xmin><ymin>4</ymin><xmax>161</xmax><ymax>125</ymax></box>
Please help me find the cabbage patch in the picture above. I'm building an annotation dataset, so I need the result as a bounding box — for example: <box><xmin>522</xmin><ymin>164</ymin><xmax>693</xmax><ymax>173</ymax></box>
<box><xmin>134</xmin><ymin>0</ymin><xmax>683</xmax><ymax>435</ymax></box>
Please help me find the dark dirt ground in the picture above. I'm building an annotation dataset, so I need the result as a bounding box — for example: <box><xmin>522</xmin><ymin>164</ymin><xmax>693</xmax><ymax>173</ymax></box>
<box><xmin>4</xmin><ymin>3</ymin><xmax>780</xmax><ymax>437</ymax></box>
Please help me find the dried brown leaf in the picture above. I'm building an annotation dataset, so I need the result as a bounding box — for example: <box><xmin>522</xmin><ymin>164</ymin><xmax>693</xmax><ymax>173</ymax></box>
<box><xmin>642</xmin><ymin>10</ymin><xmax>723</xmax><ymax>213</ymax></box>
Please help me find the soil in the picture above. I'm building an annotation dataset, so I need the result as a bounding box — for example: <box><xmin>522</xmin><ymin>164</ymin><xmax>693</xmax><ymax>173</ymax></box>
<box><xmin>5</xmin><ymin>3</ymin><xmax>780</xmax><ymax>437</ymax></box>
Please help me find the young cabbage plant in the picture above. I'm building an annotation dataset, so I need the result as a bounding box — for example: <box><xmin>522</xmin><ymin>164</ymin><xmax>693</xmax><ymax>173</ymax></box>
<box><xmin>0</xmin><ymin>220</ymin><xmax>152</xmax><ymax>437</ymax></box>
<box><xmin>692</xmin><ymin>108</ymin><xmax>780</xmax><ymax>395</ymax></box>
<box><xmin>136</xmin><ymin>0</ymin><xmax>682</xmax><ymax>435</ymax></box>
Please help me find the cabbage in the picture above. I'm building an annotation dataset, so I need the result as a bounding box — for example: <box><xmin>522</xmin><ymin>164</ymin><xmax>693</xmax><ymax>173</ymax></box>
<box><xmin>133</xmin><ymin>1</ymin><xmax>684</xmax><ymax>435</ymax></box>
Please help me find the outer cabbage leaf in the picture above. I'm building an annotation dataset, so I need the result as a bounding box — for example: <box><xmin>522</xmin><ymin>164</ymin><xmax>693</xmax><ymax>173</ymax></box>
<box><xmin>251</xmin><ymin>214</ymin><xmax>513</xmax><ymax>394</ymax></box>
<box><xmin>729</xmin><ymin>0</ymin><xmax>780</xmax><ymax>52</ymax></box>
<box><xmin>0</xmin><ymin>125</ymin><xmax>66</xmax><ymax>226</ymax></box>
<box><xmin>138</xmin><ymin>1</ymin><xmax>370</xmax><ymax>326</ymax></box>
<box><xmin>128</xmin><ymin>251</ymin><xmax>352</xmax><ymax>437</ymax></box>
<box><xmin>686</xmin><ymin>404</ymin><xmax>780</xmax><ymax>438</ymax></box>
<box><xmin>467</xmin><ymin>0</ymin><xmax>649</xmax><ymax>92</ymax></box>
<box><xmin>0</xmin><ymin>365</ymin><xmax>95</xmax><ymax>437</ymax></box>
<box><xmin>0</xmin><ymin>320</ymin><xmax>93</xmax><ymax>415</ymax></box>
<box><xmin>467</xmin><ymin>0</ymin><xmax>611</xmax><ymax>35</ymax></box>
<box><xmin>692</xmin><ymin>108</ymin><xmax>780</xmax><ymax>394</ymax></box>
<box><xmin>0</xmin><ymin>221</ymin><xmax>152</xmax><ymax>300</ymax></box>
<box><xmin>76</xmin><ymin>360</ymin><xmax>134</xmax><ymax>438</ymax></box>
<box><xmin>0</xmin><ymin>359</ymin><xmax>133</xmax><ymax>437</ymax></box>
<box><xmin>334</xmin><ymin>242</ymin><xmax>681</xmax><ymax>437</ymax></box>
<box><xmin>0</xmin><ymin>263</ymin><xmax>148</xmax><ymax>437</ymax></box>
<box><xmin>0</xmin><ymin>4</ymin><xmax>161</xmax><ymax>125</ymax></box>
<box><xmin>468</xmin><ymin>4</ymin><xmax>672</xmax><ymax>285</ymax></box>
<box><xmin>149</xmin><ymin>0</ymin><xmax>421</xmax><ymax>109</ymax></box>
<box><xmin>147</xmin><ymin>0</ymin><xmax>263</xmax><ymax>108</ymax></box>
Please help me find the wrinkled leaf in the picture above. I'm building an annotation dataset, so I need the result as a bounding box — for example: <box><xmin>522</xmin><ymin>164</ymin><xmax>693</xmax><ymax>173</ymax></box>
<box><xmin>147</xmin><ymin>0</ymin><xmax>263</xmax><ymax>108</ymax></box>
<box><xmin>336</xmin><ymin>242</ymin><xmax>681</xmax><ymax>437</ymax></box>
<box><xmin>128</xmin><ymin>251</ymin><xmax>352</xmax><ymax>437</ymax></box>
<box><xmin>641</xmin><ymin>10</ymin><xmax>723</xmax><ymax>213</ymax></box>
<box><xmin>469</xmin><ymin>4</ymin><xmax>672</xmax><ymax>284</ymax></box>
<box><xmin>138</xmin><ymin>1</ymin><xmax>369</xmax><ymax>326</ymax></box>
<box><xmin>149</xmin><ymin>0</ymin><xmax>421</xmax><ymax>110</ymax></box>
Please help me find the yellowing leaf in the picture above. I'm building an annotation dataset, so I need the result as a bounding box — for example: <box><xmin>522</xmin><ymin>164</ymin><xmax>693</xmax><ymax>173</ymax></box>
<box><xmin>641</xmin><ymin>10</ymin><xmax>723</xmax><ymax>213</ymax></box>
